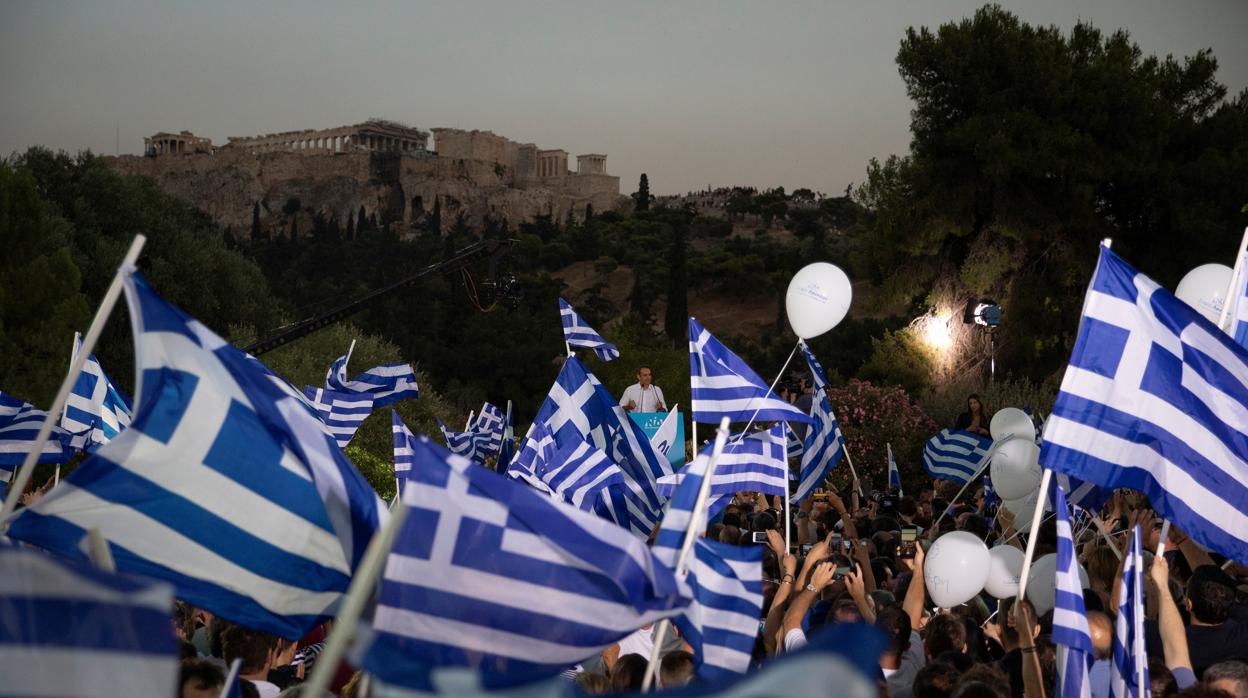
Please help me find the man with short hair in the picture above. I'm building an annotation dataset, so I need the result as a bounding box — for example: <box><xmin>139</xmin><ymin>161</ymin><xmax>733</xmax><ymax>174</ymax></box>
<box><xmin>660</xmin><ymin>650</ymin><xmax>696</xmax><ymax>688</ymax></box>
<box><xmin>1203</xmin><ymin>660</ymin><xmax>1248</xmax><ymax>697</ymax></box>
<box><xmin>1184</xmin><ymin>566</ymin><xmax>1248</xmax><ymax>676</ymax></box>
<box><xmin>179</xmin><ymin>659</ymin><xmax>225</xmax><ymax>698</ymax></box>
<box><xmin>222</xmin><ymin>626</ymin><xmax>283</xmax><ymax>698</ymax></box>
<box><xmin>620</xmin><ymin>366</ymin><xmax>666</xmax><ymax>413</ymax></box>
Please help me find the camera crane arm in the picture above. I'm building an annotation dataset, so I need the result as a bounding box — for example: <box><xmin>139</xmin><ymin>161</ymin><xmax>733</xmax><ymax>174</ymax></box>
<box><xmin>244</xmin><ymin>237</ymin><xmax>513</xmax><ymax>357</ymax></box>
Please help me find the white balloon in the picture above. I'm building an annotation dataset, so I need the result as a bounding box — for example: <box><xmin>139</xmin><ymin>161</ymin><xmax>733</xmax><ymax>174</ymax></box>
<box><xmin>785</xmin><ymin>263</ymin><xmax>852</xmax><ymax>339</ymax></box>
<box><xmin>1004</xmin><ymin>492</ymin><xmax>1040</xmax><ymax>533</ymax></box>
<box><xmin>984</xmin><ymin>545</ymin><xmax>1025</xmax><ymax>599</ymax></box>
<box><xmin>1026</xmin><ymin>553</ymin><xmax>1089</xmax><ymax>617</ymax></box>
<box><xmin>1175</xmin><ymin>263</ymin><xmax>1232</xmax><ymax>324</ymax></box>
<box><xmin>990</xmin><ymin>408</ymin><xmax>1035</xmax><ymax>442</ymax></box>
<box><xmin>923</xmin><ymin>531</ymin><xmax>991</xmax><ymax>608</ymax></box>
<box><xmin>990</xmin><ymin>439</ymin><xmax>1042</xmax><ymax>500</ymax></box>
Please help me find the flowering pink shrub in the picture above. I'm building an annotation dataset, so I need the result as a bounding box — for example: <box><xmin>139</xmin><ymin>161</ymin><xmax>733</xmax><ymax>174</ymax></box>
<box><xmin>823</xmin><ymin>379</ymin><xmax>938</xmax><ymax>493</ymax></box>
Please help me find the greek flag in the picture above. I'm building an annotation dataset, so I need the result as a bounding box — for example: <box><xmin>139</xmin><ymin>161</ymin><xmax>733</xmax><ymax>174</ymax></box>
<box><xmin>1110</xmin><ymin>526</ymin><xmax>1150</xmax><ymax>698</ymax></box>
<box><xmin>657</xmin><ymin>424</ymin><xmax>790</xmax><ymax>501</ymax></box>
<box><xmin>922</xmin><ymin>429</ymin><xmax>992</xmax><ymax>485</ymax></box>
<box><xmin>983</xmin><ymin>472</ymin><xmax>999</xmax><ymax>511</ymax></box>
<box><xmin>689</xmin><ymin>318</ymin><xmax>813</xmax><ymax>425</ymax></box>
<box><xmin>326</xmin><ymin>348</ymin><xmax>419</xmax><ymax>407</ymax></box>
<box><xmin>1039</xmin><ymin>245</ymin><xmax>1248</xmax><ymax>563</ymax></box>
<box><xmin>303</xmin><ymin>387</ymin><xmax>373</xmax><ymax>449</ymax></box>
<box><xmin>61</xmin><ymin>332</ymin><xmax>133</xmax><ymax>452</ymax></box>
<box><xmin>794</xmin><ymin>341</ymin><xmax>845</xmax><ymax>503</ymax></box>
<box><xmin>436</xmin><ymin>418</ymin><xmax>490</xmax><ymax>465</ymax></box>
<box><xmin>1053</xmin><ymin>483</ymin><xmax>1093</xmax><ymax>698</ymax></box>
<box><xmin>887</xmin><ymin>443</ymin><xmax>903</xmax><ymax>495</ymax></box>
<box><xmin>359</xmin><ymin>435</ymin><xmax>688</xmax><ymax>684</ymax></box>
<box><xmin>510</xmin><ymin>356</ymin><xmax>672</xmax><ymax>537</ymax></box>
<box><xmin>534</xmin><ymin>434</ymin><xmax>624</xmax><ymax>511</ymax></box>
<box><xmin>393</xmin><ymin>412</ymin><xmax>418</xmax><ymax>492</ymax></box>
<box><xmin>559</xmin><ymin>298</ymin><xmax>619</xmax><ymax>361</ymax></box>
<box><xmin>367</xmin><ymin>621</ymin><xmax>885</xmax><ymax>697</ymax></box>
<box><xmin>0</xmin><ymin>544</ymin><xmax>178</xmax><ymax>698</ymax></box>
<box><xmin>1</xmin><ymin>391</ymin><xmax>76</xmax><ymax>474</ymax></box>
<box><xmin>5</xmin><ymin>271</ymin><xmax>387</xmax><ymax>638</ymax></box>
<box><xmin>1224</xmin><ymin>248</ymin><xmax>1248</xmax><ymax>349</ymax></box>
<box><xmin>786</xmin><ymin>422</ymin><xmax>804</xmax><ymax>458</ymax></box>
<box><xmin>673</xmin><ymin>539</ymin><xmax>764</xmax><ymax>681</ymax></box>
<box><xmin>496</xmin><ymin>402</ymin><xmax>516</xmax><ymax>473</ymax></box>
<box><xmin>474</xmin><ymin>402</ymin><xmax>506</xmax><ymax>458</ymax></box>
<box><xmin>651</xmin><ymin>405</ymin><xmax>681</xmax><ymax>460</ymax></box>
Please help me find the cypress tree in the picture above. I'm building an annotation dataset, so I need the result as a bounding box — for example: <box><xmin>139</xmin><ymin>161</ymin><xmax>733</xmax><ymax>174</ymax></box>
<box><xmin>665</xmin><ymin>225</ymin><xmax>688</xmax><ymax>344</ymax></box>
<box><xmin>635</xmin><ymin>174</ymin><xmax>651</xmax><ymax>212</ymax></box>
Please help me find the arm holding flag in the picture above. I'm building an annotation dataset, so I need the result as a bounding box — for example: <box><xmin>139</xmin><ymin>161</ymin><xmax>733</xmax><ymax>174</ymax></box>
<box><xmin>1149</xmin><ymin>553</ymin><xmax>1196</xmax><ymax>689</ymax></box>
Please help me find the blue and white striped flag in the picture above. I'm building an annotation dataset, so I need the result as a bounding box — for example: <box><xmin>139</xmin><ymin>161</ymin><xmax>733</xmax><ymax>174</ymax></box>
<box><xmin>326</xmin><ymin>349</ymin><xmax>420</xmax><ymax>407</ymax></box>
<box><xmin>359</xmin><ymin>435</ymin><xmax>688</xmax><ymax>684</ymax></box>
<box><xmin>1223</xmin><ymin>249</ymin><xmax>1248</xmax><ymax>349</ymax></box>
<box><xmin>794</xmin><ymin>341</ymin><xmax>845</xmax><ymax>503</ymax></box>
<box><xmin>657</xmin><ymin>424</ymin><xmax>790</xmax><ymax>501</ymax></box>
<box><xmin>61</xmin><ymin>332</ymin><xmax>133</xmax><ymax>452</ymax></box>
<box><xmin>393</xmin><ymin>412</ymin><xmax>418</xmax><ymax>492</ymax></box>
<box><xmin>1053</xmin><ymin>483</ymin><xmax>1094</xmax><ymax>698</ymax></box>
<box><xmin>510</xmin><ymin>356</ymin><xmax>672</xmax><ymax>537</ymax></box>
<box><xmin>689</xmin><ymin>318</ymin><xmax>813</xmax><ymax>426</ymax></box>
<box><xmin>535</xmin><ymin>435</ymin><xmax>624</xmax><ymax>511</ymax></box>
<box><xmin>1039</xmin><ymin>245</ymin><xmax>1248</xmax><ymax>563</ymax></box>
<box><xmin>1</xmin><ymin>391</ymin><xmax>76</xmax><ymax>498</ymax></box>
<box><xmin>922</xmin><ymin>429</ymin><xmax>992</xmax><ymax>485</ymax></box>
<box><xmin>496</xmin><ymin>401</ymin><xmax>516</xmax><ymax>473</ymax></box>
<box><xmin>1110</xmin><ymin>526</ymin><xmax>1150</xmax><ymax>698</ymax></box>
<box><xmin>559</xmin><ymin>298</ymin><xmax>619</xmax><ymax>361</ymax></box>
<box><xmin>0</xmin><ymin>543</ymin><xmax>178</xmax><ymax>697</ymax></box>
<box><xmin>436</xmin><ymin>418</ymin><xmax>491</xmax><ymax>466</ymax></box>
<box><xmin>303</xmin><ymin>387</ymin><xmax>373</xmax><ymax>449</ymax></box>
<box><xmin>474</xmin><ymin>402</ymin><xmax>506</xmax><ymax>458</ymax></box>
<box><xmin>887</xmin><ymin>443</ymin><xmax>903</xmax><ymax>495</ymax></box>
<box><xmin>5</xmin><ymin>271</ymin><xmax>388</xmax><ymax>638</ymax></box>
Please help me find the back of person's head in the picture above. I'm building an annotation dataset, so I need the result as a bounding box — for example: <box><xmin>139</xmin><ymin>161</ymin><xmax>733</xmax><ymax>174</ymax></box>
<box><xmin>1150</xmin><ymin>659</ymin><xmax>1178</xmax><ymax>698</ymax></box>
<box><xmin>876</xmin><ymin>606</ymin><xmax>912</xmax><ymax>657</ymax></box>
<box><xmin>1188</xmin><ymin>566</ymin><xmax>1236</xmax><ymax>625</ymax></box>
<box><xmin>871</xmin><ymin>516</ymin><xmax>900</xmax><ymax>535</ymax></box>
<box><xmin>1173</xmin><ymin>687</ymin><xmax>1237</xmax><ymax>698</ymax></box>
<box><xmin>174</xmin><ymin>600</ymin><xmax>197</xmax><ymax>641</ymax></box>
<box><xmin>873</xmin><ymin>532</ymin><xmax>898</xmax><ymax>560</ymax></box>
<box><xmin>898</xmin><ymin>497</ymin><xmax>918</xmax><ymax>518</ymax></box>
<box><xmin>719</xmin><ymin>525</ymin><xmax>740</xmax><ymax>545</ymax></box>
<box><xmin>914</xmin><ymin>661</ymin><xmax>960</xmax><ymax>698</ymax></box>
<box><xmin>221</xmin><ymin>626</ymin><xmax>278</xmax><ymax>674</ymax></box>
<box><xmin>1203</xmin><ymin>661</ymin><xmax>1248</xmax><ymax>698</ymax></box>
<box><xmin>209</xmin><ymin>616</ymin><xmax>234</xmax><ymax>659</ymax></box>
<box><xmin>752</xmin><ymin>512</ymin><xmax>776</xmax><ymax>532</ymax></box>
<box><xmin>722</xmin><ymin>512</ymin><xmax>742</xmax><ymax>528</ymax></box>
<box><xmin>924</xmin><ymin>614</ymin><xmax>969</xmax><ymax>659</ymax></box>
<box><xmin>611</xmin><ymin>654</ymin><xmax>649</xmax><ymax>693</ymax></box>
<box><xmin>1087</xmin><ymin>610</ymin><xmax>1113</xmax><ymax>660</ymax></box>
<box><xmin>179</xmin><ymin>659</ymin><xmax>224</xmax><ymax>698</ymax></box>
<box><xmin>575</xmin><ymin>671</ymin><xmax>610</xmax><ymax>696</ymax></box>
<box><xmin>1085</xmin><ymin>545</ymin><xmax>1120</xmax><ymax>590</ymax></box>
<box><xmin>935</xmin><ymin>649</ymin><xmax>973</xmax><ymax>673</ymax></box>
<box><xmin>870</xmin><ymin>588</ymin><xmax>898</xmax><ymax>613</ymax></box>
<box><xmin>952</xmin><ymin>682</ymin><xmax>1006</xmax><ymax>698</ymax></box>
<box><xmin>827</xmin><ymin>596</ymin><xmax>862</xmax><ymax>624</ymax></box>
<box><xmin>961</xmin><ymin>514</ymin><xmax>989</xmax><ymax>542</ymax></box>
<box><xmin>660</xmin><ymin>651</ymin><xmax>696</xmax><ymax>688</ymax></box>
<box><xmin>956</xmin><ymin>664</ymin><xmax>1010</xmax><ymax>698</ymax></box>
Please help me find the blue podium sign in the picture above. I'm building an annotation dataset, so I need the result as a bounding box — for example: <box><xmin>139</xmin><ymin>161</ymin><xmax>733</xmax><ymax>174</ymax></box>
<box><xmin>629</xmin><ymin>411</ymin><xmax>685</xmax><ymax>468</ymax></box>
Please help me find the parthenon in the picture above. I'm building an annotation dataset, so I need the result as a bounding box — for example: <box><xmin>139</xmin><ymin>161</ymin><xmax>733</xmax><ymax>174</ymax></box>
<box><xmin>223</xmin><ymin>119</ymin><xmax>429</xmax><ymax>155</ymax></box>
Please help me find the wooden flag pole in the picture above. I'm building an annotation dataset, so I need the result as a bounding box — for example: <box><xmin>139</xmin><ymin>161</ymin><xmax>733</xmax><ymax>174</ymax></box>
<box><xmin>302</xmin><ymin>499</ymin><xmax>410</xmax><ymax>698</ymax></box>
<box><xmin>1</xmin><ymin>235</ymin><xmax>146</xmax><ymax>521</ymax></box>
<box><xmin>641</xmin><ymin>417</ymin><xmax>730</xmax><ymax>692</ymax></box>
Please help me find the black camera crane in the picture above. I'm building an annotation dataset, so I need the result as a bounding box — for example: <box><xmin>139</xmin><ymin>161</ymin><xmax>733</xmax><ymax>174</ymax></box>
<box><xmin>244</xmin><ymin>237</ymin><xmax>514</xmax><ymax>357</ymax></box>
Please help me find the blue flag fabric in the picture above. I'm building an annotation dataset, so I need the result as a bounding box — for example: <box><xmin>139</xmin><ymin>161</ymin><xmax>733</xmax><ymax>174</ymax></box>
<box><xmin>393</xmin><ymin>411</ymin><xmax>419</xmax><ymax>493</ymax></box>
<box><xmin>61</xmin><ymin>332</ymin><xmax>133</xmax><ymax>452</ymax></box>
<box><xmin>360</xmin><ymin>435</ymin><xmax>689</xmax><ymax>685</ymax></box>
<box><xmin>474</xmin><ymin>402</ymin><xmax>506</xmax><ymax>458</ymax></box>
<box><xmin>326</xmin><ymin>349</ymin><xmax>420</xmax><ymax>407</ymax></box>
<box><xmin>495</xmin><ymin>403</ymin><xmax>516</xmax><ymax>473</ymax></box>
<box><xmin>534</xmin><ymin>434</ymin><xmax>624</xmax><ymax>512</ymax></box>
<box><xmin>0</xmin><ymin>544</ymin><xmax>178</xmax><ymax>697</ymax></box>
<box><xmin>1110</xmin><ymin>526</ymin><xmax>1150</xmax><ymax>698</ymax></box>
<box><xmin>1039</xmin><ymin>245</ymin><xmax>1248</xmax><ymax>564</ymax></box>
<box><xmin>4</xmin><ymin>271</ymin><xmax>387</xmax><ymax>639</ymax></box>
<box><xmin>303</xmin><ymin>387</ymin><xmax>373</xmax><ymax>449</ymax></box>
<box><xmin>887</xmin><ymin>443</ymin><xmax>903</xmax><ymax>495</ymax></box>
<box><xmin>689</xmin><ymin>318</ymin><xmax>813</xmax><ymax>426</ymax></box>
<box><xmin>510</xmin><ymin>356</ymin><xmax>672</xmax><ymax>537</ymax></box>
<box><xmin>559</xmin><ymin>298</ymin><xmax>620</xmax><ymax>362</ymax></box>
<box><xmin>794</xmin><ymin>341</ymin><xmax>845</xmax><ymax>503</ymax></box>
<box><xmin>1</xmin><ymin>391</ymin><xmax>76</xmax><ymax>497</ymax></box>
<box><xmin>437</xmin><ymin>418</ymin><xmax>490</xmax><ymax>466</ymax></box>
<box><xmin>657</xmin><ymin>425</ymin><xmax>790</xmax><ymax>501</ymax></box>
<box><xmin>1053</xmin><ymin>484</ymin><xmax>1094</xmax><ymax>698</ymax></box>
<box><xmin>672</xmin><ymin>539</ymin><xmax>764</xmax><ymax>681</ymax></box>
<box><xmin>922</xmin><ymin>429</ymin><xmax>992</xmax><ymax>485</ymax></box>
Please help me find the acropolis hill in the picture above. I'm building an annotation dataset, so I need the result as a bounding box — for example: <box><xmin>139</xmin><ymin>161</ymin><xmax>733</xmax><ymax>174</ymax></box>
<box><xmin>106</xmin><ymin>120</ymin><xmax>625</xmax><ymax>238</ymax></box>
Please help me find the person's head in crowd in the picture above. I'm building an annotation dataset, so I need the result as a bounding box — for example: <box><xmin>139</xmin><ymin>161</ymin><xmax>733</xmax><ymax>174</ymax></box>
<box><xmin>1085</xmin><ymin>545</ymin><xmax>1121</xmax><ymax>593</ymax></box>
<box><xmin>1082</xmin><ymin>588</ymin><xmax>1106</xmax><ymax>614</ymax></box>
<box><xmin>1173</xmin><ymin>687</ymin><xmax>1237</xmax><ymax>698</ymax></box>
<box><xmin>1150</xmin><ymin>658</ymin><xmax>1178</xmax><ymax>698</ymax></box>
<box><xmin>871</xmin><ymin>558</ymin><xmax>895</xmax><ymax>589</ymax></box>
<box><xmin>898</xmin><ymin>496</ymin><xmax>918</xmax><ymax>520</ymax></box>
<box><xmin>179</xmin><ymin>640</ymin><xmax>199</xmax><ymax>660</ymax></box>
<box><xmin>826</xmin><ymin>596</ymin><xmax>863</xmax><ymax>625</ymax></box>
<box><xmin>956</xmin><ymin>664</ymin><xmax>1010</xmax><ymax>698</ymax></box>
<box><xmin>610</xmin><ymin>654</ymin><xmax>649</xmax><ymax>694</ymax></box>
<box><xmin>871</xmin><ymin>516</ymin><xmax>900</xmax><ymax>536</ymax></box>
<box><xmin>636</xmin><ymin>366</ymin><xmax>654</xmax><ymax>388</ymax></box>
<box><xmin>719</xmin><ymin>525</ymin><xmax>740</xmax><ymax>545</ymax></box>
<box><xmin>914</xmin><ymin>661</ymin><xmax>961</xmax><ymax>698</ymax></box>
<box><xmin>752</xmin><ymin>512</ymin><xmax>776</xmax><ymax>532</ymax></box>
<box><xmin>707</xmin><ymin>522</ymin><xmax>724</xmax><ymax>541</ymax></box>
<box><xmin>966</xmin><ymin>394</ymin><xmax>987</xmax><ymax>419</ymax></box>
<box><xmin>174</xmin><ymin>600</ymin><xmax>197</xmax><ymax>642</ymax></box>
<box><xmin>222</xmin><ymin>626</ymin><xmax>281</xmax><ymax>680</ymax></box>
<box><xmin>660</xmin><ymin>651</ymin><xmax>696</xmax><ymax>688</ymax></box>
<box><xmin>721</xmin><ymin>511</ymin><xmax>742</xmax><ymax>528</ymax></box>
<box><xmin>209</xmin><ymin>616</ymin><xmax>233</xmax><ymax>659</ymax></box>
<box><xmin>997</xmin><ymin>598</ymin><xmax>1039</xmax><ymax>651</ymax></box>
<box><xmin>870</xmin><ymin>588</ymin><xmax>898</xmax><ymax>612</ymax></box>
<box><xmin>925</xmin><ymin>614</ymin><xmax>969</xmax><ymax>660</ymax></box>
<box><xmin>936</xmin><ymin>649</ymin><xmax>974</xmax><ymax>673</ymax></box>
<box><xmin>179</xmin><ymin>659</ymin><xmax>224</xmax><ymax>698</ymax></box>
<box><xmin>875</xmin><ymin>605</ymin><xmax>912</xmax><ymax>670</ymax></box>
<box><xmin>575</xmin><ymin>671</ymin><xmax>610</xmax><ymax>696</ymax></box>
<box><xmin>960</xmin><ymin>514</ymin><xmax>990</xmax><ymax>543</ymax></box>
<box><xmin>1187</xmin><ymin>565</ymin><xmax>1237</xmax><ymax>625</ymax></box>
<box><xmin>1086</xmin><ymin>611</ymin><xmax>1113</xmax><ymax>660</ymax></box>
<box><xmin>1204</xmin><ymin>661</ymin><xmax>1248</xmax><ymax>698</ymax></box>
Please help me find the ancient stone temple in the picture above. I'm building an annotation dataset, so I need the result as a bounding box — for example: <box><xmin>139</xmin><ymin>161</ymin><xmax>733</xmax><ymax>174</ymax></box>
<box><xmin>221</xmin><ymin>119</ymin><xmax>429</xmax><ymax>155</ymax></box>
<box><xmin>144</xmin><ymin>131</ymin><xmax>213</xmax><ymax>156</ymax></box>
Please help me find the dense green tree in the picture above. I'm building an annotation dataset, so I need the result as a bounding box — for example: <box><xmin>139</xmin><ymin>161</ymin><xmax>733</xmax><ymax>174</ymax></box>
<box><xmin>634</xmin><ymin>174</ymin><xmax>651</xmax><ymax>212</ymax></box>
<box><xmin>665</xmin><ymin>225</ymin><xmax>688</xmax><ymax>346</ymax></box>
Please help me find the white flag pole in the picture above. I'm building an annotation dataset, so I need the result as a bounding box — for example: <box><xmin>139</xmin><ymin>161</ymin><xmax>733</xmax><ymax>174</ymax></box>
<box><xmin>1015</xmin><ymin>468</ymin><xmax>1054</xmax><ymax>607</ymax></box>
<box><xmin>932</xmin><ymin>434</ymin><xmax>1015</xmax><ymax>530</ymax></box>
<box><xmin>302</xmin><ymin>499</ymin><xmax>411</xmax><ymax>698</ymax></box>
<box><xmin>641</xmin><ymin>416</ymin><xmax>730</xmax><ymax>692</ymax></box>
<box><xmin>54</xmin><ymin>332</ymin><xmax>84</xmax><ymax>488</ymax></box>
<box><xmin>736</xmin><ymin>342</ymin><xmax>799</xmax><ymax>438</ymax></box>
<box><xmin>464</xmin><ymin>410</ymin><xmax>475</xmax><ymax>432</ymax></box>
<box><xmin>1</xmin><ymin>235</ymin><xmax>146</xmax><ymax>521</ymax></box>
<box><xmin>217</xmin><ymin>659</ymin><xmax>242</xmax><ymax>698</ymax></box>
<box><xmin>1216</xmin><ymin>226</ymin><xmax>1248</xmax><ymax>331</ymax></box>
<box><xmin>85</xmin><ymin>527</ymin><xmax>116</xmax><ymax>572</ymax></box>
